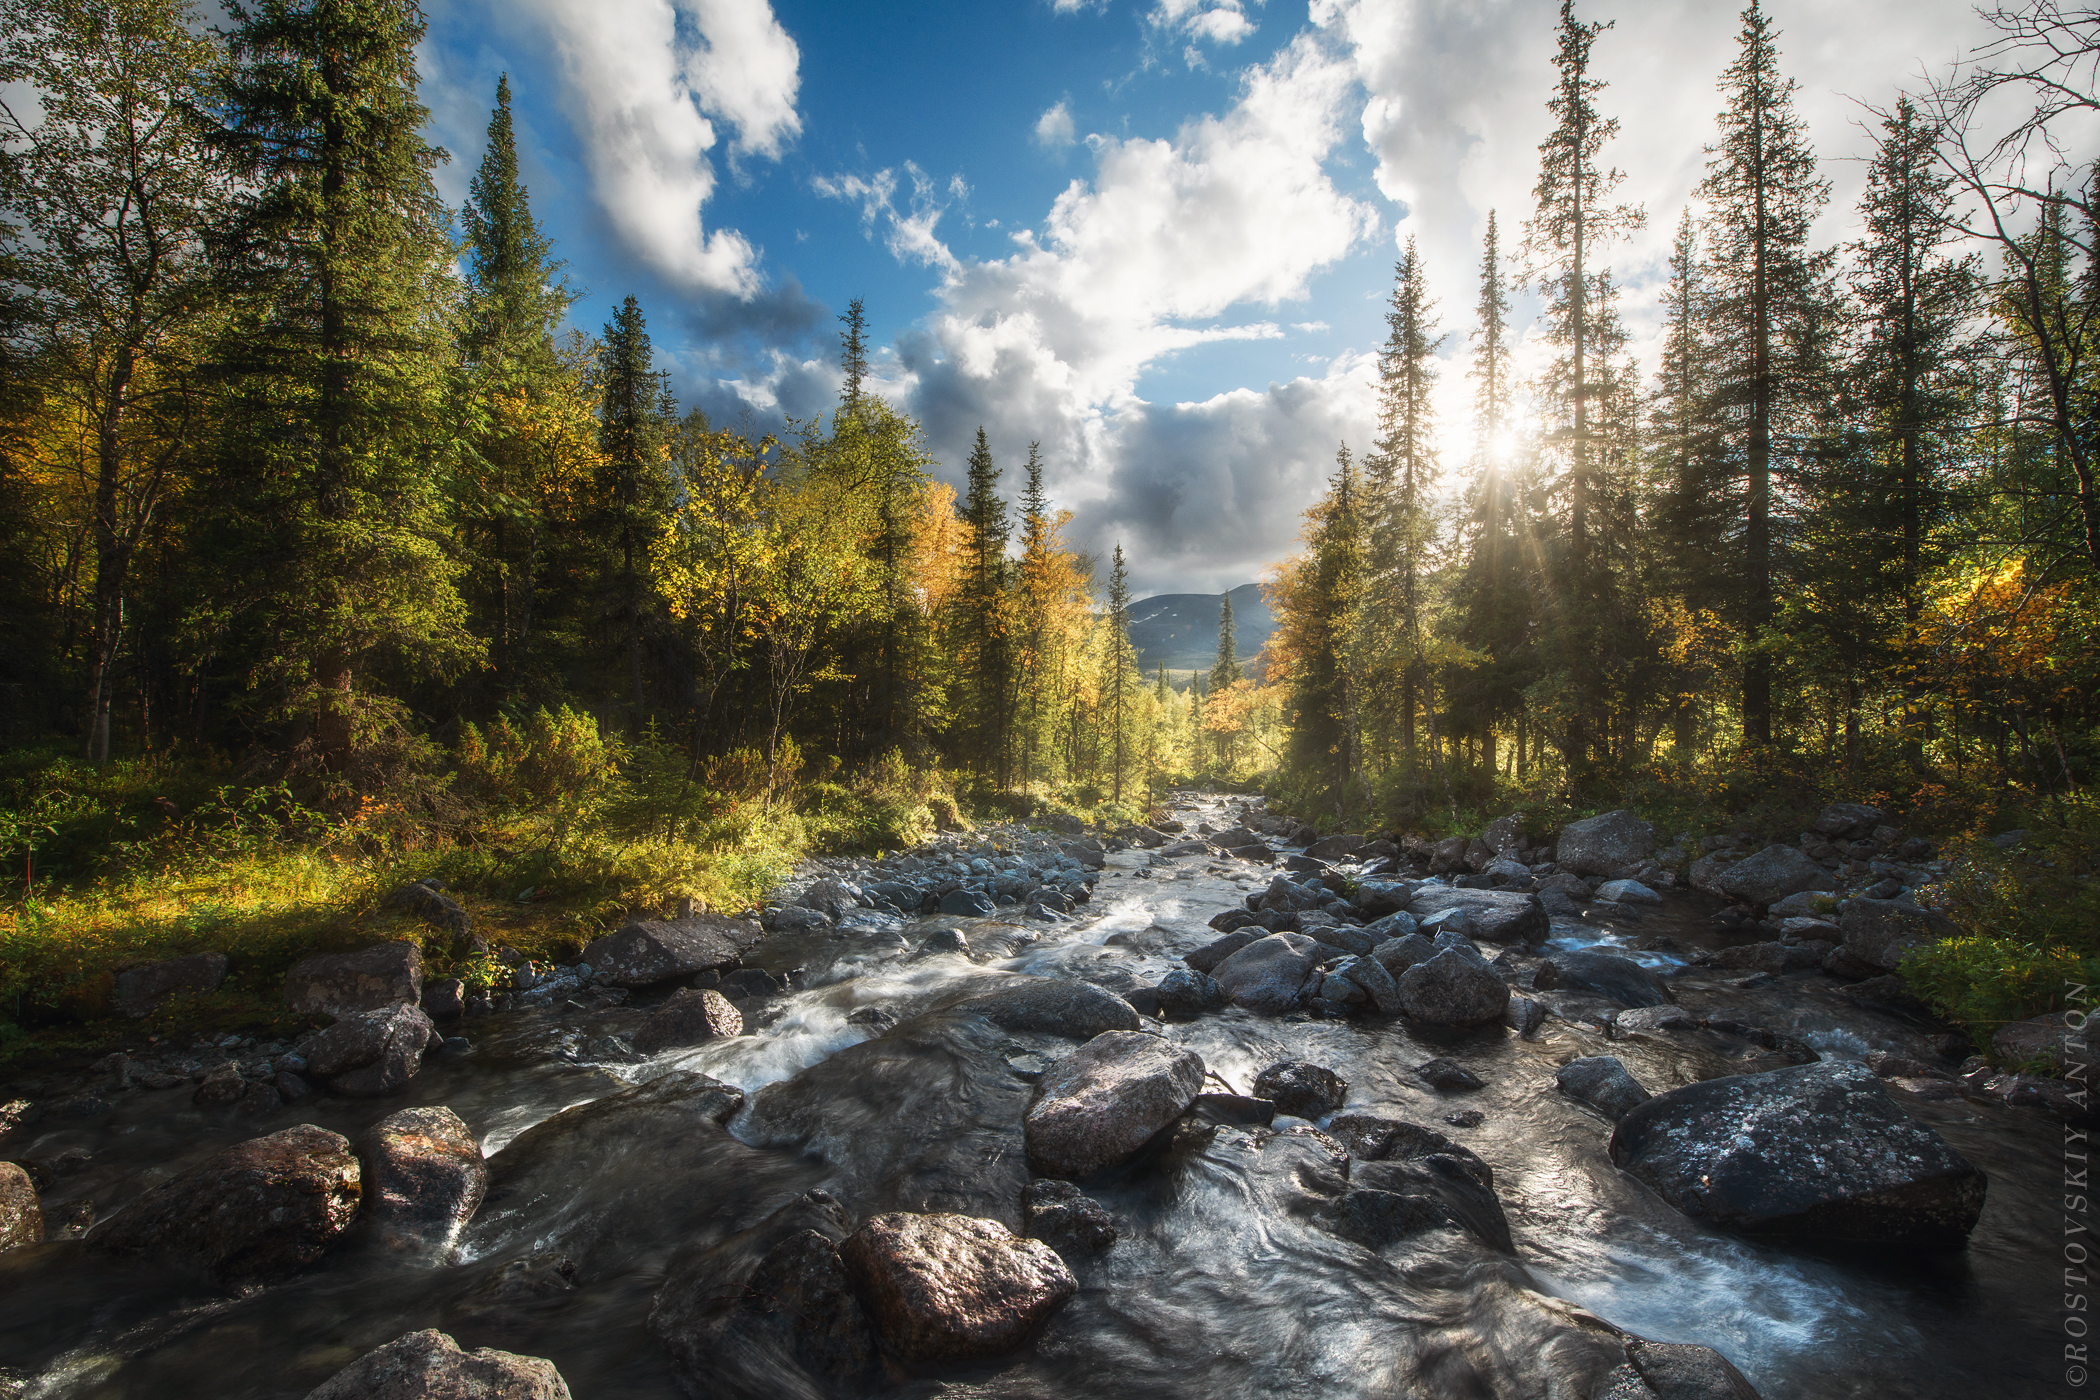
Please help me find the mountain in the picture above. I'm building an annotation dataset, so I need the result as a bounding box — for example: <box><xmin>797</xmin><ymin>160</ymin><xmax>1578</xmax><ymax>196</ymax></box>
<box><xmin>1126</xmin><ymin>582</ymin><xmax>1272</xmax><ymax>682</ymax></box>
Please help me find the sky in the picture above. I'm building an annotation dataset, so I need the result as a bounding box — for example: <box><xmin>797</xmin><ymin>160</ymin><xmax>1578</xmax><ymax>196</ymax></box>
<box><xmin>415</xmin><ymin>0</ymin><xmax>2001</xmax><ymax>596</ymax></box>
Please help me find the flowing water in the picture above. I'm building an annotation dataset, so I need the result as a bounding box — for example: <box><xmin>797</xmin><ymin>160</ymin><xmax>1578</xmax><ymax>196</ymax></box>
<box><xmin>0</xmin><ymin>793</ymin><xmax>2067</xmax><ymax>1398</ymax></box>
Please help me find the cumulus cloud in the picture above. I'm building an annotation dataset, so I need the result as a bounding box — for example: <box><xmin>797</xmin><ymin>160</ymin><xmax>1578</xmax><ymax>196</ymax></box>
<box><xmin>812</xmin><ymin>162</ymin><xmax>962</xmax><ymax>274</ymax></box>
<box><xmin>1152</xmin><ymin>0</ymin><xmax>1259</xmax><ymax>48</ymax></box>
<box><xmin>511</xmin><ymin>0</ymin><xmax>800</xmax><ymax>295</ymax></box>
<box><xmin>1034</xmin><ymin>99</ymin><xmax>1077</xmax><ymax>149</ymax></box>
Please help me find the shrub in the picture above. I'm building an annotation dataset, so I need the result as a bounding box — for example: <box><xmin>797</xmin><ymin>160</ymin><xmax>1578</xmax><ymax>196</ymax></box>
<box><xmin>1899</xmin><ymin>936</ymin><xmax>2099</xmax><ymax>1054</ymax></box>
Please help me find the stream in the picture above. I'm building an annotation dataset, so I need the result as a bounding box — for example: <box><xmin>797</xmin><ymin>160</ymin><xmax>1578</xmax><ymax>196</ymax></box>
<box><xmin>0</xmin><ymin>792</ymin><xmax>2068</xmax><ymax>1398</ymax></box>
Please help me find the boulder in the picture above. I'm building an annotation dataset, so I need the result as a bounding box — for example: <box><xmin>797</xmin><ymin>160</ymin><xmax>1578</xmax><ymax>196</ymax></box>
<box><xmin>193</xmin><ymin>1062</ymin><xmax>246</xmax><ymax>1107</ymax></box>
<box><xmin>1478</xmin><ymin>812</ymin><xmax>1527</xmax><ymax>858</ymax></box>
<box><xmin>1813</xmin><ymin>802</ymin><xmax>1888</xmax><ymax>839</ymax></box>
<box><xmin>1025</xmin><ymin>1031</ymin><xmax>1204</xmax><ymax>1177</ymax></box>
<box><xmin>1397</xmin><ymin>948</ymin><xmax>1510</xmax><ymax>1026</ymax></box>
<box><xmin>1153</xmin><ymin>968</ymin><xmax>1226</xmax><ymax>1020</ymax></box>
<box><xmin>303</xmin><ymin>1328</ymin><xmax>570</xmax><ymax>1399</ymax></box>
<box><xmin>1211</xmin><ymin>933</ymin><xmax>1325</xmax><ymax>1014</ymax></box>
<box><xmin>1414</xmin><ymin>1058</ymin><xmax>1484</xmax><ymax>1093</ymax></box>
<box><xmin>1837</xmin><ymin>898</ymin><xmax>1959</xmax><ymax>973</ymax></box>
<box><xmin>284</xmin><ymin>941</ymin><xmax>423</xmax><ymax>1019</ymax></box>
<box><xmin>420</xmin><ymin>977</ymin><xmax>466</xmax><ymax>1022</ymax></box>
<box><xmin>838</xmin><ymin>1212</ymin><xmax>1076</xmax><ymax>1362</ymax></box>
<box><xmin>1769</xmin><ymin>890</ymin><xmax>1838</xmax><ymax>919</ymax></box>
<box><xmin>356</xmin><ymin>1106</ymin><xmax>489</xmax><ymax>1257</ymax></box>
<box><xmin>1616</xmin><ymin>1339</ymin><xmax>1762</xmax><ymax>1400</ymax></box>
<box><xmin>1687</xmin><ymin>852</ymin><xmax>1737</xmax><ymax>896</ymax></box>
<box><xmin>1305</xmin><ymin>834</ymin><xmax>1367</xmax><ymax>862</ymax></box>
<box><xmin>1353</xmin><ymin>880</ymin><xmax>1413</xmax><ymax>916</ymax></box>
<box><xmin>1430</xmin><ymin>835</ymin><xmax>1470</xmax><ymax>872</ymax></box>
<box><xmin>1715</xmin><ymin>845</ymin><xmax>1836</xmax><ymax>906</ymax></box>
<box><xmin>113</xmin><ymin>951</ymin><xmax>229</xmax><ymax>1019</ymax></box>
<box><xmin>1556</xmin><ymin>810</ymin><xmax>1656</xmax><ymax>877</ymax></box>
<box><xmin>0</xmin><ymin>1162</ymin><xmax>42</xmax><ymax>1251</ymax></box>
<box><xmin>632</xmin><ymin>988</ymin><xmax>744</xmax><ymax>1054</ymax></box>
<box><xmin>1186</xmin><ymin>930</ymin><xmax>1258</xmax><ymax>971</ymax></box>
<box><xmin>1251</xmin><ymin>1061</ymin><xmax>1348</xmax><ymax>1119</ymax></box>
<box><xmin>1021</xmin><ymin>1178</ymin><xmax>1116</xmax><ymax>1255</ymax></box>
<box><xmin>382</xmin><ymin>880</ymin><xmax>473</xmax><ymax>943</ymax></box>
<box><xmin>1341</xmin><ymin>953</ymin><xmax>1404</xmax><ymax>1015</ymax></box>
<box><xmin>1610</xmin><ymin>1061</ymin><xmax>1987</xmax><ymax>1244</ymax></box>
<box><xmin>1593</xmin><ymin>879</ymin><xmax>1662</xmax><ymax>906</ymax></box>
<box><xmin>800</xmin><ymin>878</ymin><xmax>862</xmax><ymax>918</ymax></box>
<box><xmin>1555</xmin><ymin>1056</ymin><xmax>1652</xmax><ymax>1121</ymax></box>
<box><xmin>305</xmin><ymin>1003</ymin><xmax>435</xmax><ymax>1097</ymax></box>
<box><xmin>580</xmin><ymin>913</ymin><xmax>763</xmax><ymax>988</ymax></box>
<box><xmin>939</xmin><ymin>888</ymin><xmax>996</xmax><ymax>917</ymax></box>
<box><xmin>1535</xmin><ymin>951</ymin><xmax>1675</xmax><ymax>1008</ymax></box>
<box><xmin>957</xmin><ymin>979</ymin><xmax>1141</xmax><ymax>1039</ymax></box>
<box><xmin>1994</xmin><ymin>1012</ymin><xmax>2094</xmax><ymax>1072</ymax></box>
<box><xmin>1370</xmin><ymin>932</ymin><xmax>1438</xmax><ymax>976</ymax></box>
<box><xmin>91</xmin><ymin>1123</ymin><xmax>361</xmax><ymax>1290</ymax></box>
<box><xmin>1405</xmin><ymin>885</ymin><xmax>1548</xmax><ymax>946</ymax></box>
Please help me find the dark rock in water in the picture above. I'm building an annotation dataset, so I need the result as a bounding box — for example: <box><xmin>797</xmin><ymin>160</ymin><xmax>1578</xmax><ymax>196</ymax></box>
<box><xmin>1338</xmin><ymin>952</ymin><xmax>1403</xmax><ymax>1014</ymax></box>
<box><xmin>839</xmin><ymin>1211</ymin><xmax>1076</xmax><ymax>1362</ymax></box>
<box><xmin>306</xmin><ymin>1003</ymin><xmax>435</xmax><ymax>1097</ymax></box>
<box><xmin>1406</xmin><ymin>886</ymin><xmax>1548</xmax><ymax>946</ymax></box>
<box><xmin>1715</xmin><ymin>845</ymin><xmax>1836</xmax><ymax>905</ymax></box>
<box><xmin>192</xmin><ymin>1062</ymin><xmax>245</xmax><ymax>1107</ymax></box>
<box><xmin>719</xmin><ymin>967</ymin><xmax>784</xmax><ymax>999</ymax></box>
<box><xmin>1621</xmin><ymin>1337</ymin><xmax>1762</xmax><ymax>1400</ymax></box>
<box><xmin>237</xmin><ymin>1081</ymin><xmax>282</xmax><ymax>1116</ymax></box>
<box><xmin>1506</xmin><ymin>996</ymin><xmax>1546</xmax><ymax>1037</ymax></box>
<box><xmin>1250</xmin><ymin>1060</ymin><xmax>1346</xmax><ymax>1119</ymax></box>
<box><xmin>1397</xmin><ymin>948</ymin><xmax>1509</xmax><ymax>1025</ymax></box>
<box><xmin>1352</xmin><ymin>1152</ymin><xmax>1514</xmax><ymax>1253</ymax></box>
<box><xmin>1443</xmin><ymin>1109</ymin><xmax>1485</xmax><ymax>1129</ymax></box>
<box><xmin>1415</xmin><ymin>1057</ymin><xmax>1484</xmax><ymax>1093</ymax></box>
<box><xmin>1212</xmin><ymin>932</ymin><xmax>1325</xmax><ymax>1014</ymax></box>
<box><xmin>113</xmin><ymin>952</ymin><xmax>228</xmax><ymax>1019</ymax></box>
<box><xmin>1022</xmin><ymin>1178</ymin><xmax>1116</xmax><ymax>1254</ymax></box>
<box><xmin>581</xmin><ymin>913</ymin><xmax>763</xmax><ymax>987</ymax></box>
<box><xmin>420</xmin><ymin>977</ymin><xmax>466</xmax><ymax>1022</ymax></box>
<box><xmin>1322</xmin><ymin>1188</ymin><xmax>1451</xmax><ymax>1249</ymax></box>
<box><xmin>864</xmin><ymin>880</ymin><xmax>926</xmax><ymax>914</ymax></box>
<box><xmin>357</xmin><ymin>1106</ymin><xmax>488</xmax><ymax>1258</ymax></box>
<box><xmin>1610</xmin><ymin>1061</ymin><xmax>1987</xmax><ymax>1244</ymax></box>
<box><xmin>1369</xmin><ymin>932</ymin><xmax>1437</xmax><ymax>976</ymax></box>
<box><xmin>848</xmin><ymin>1005</ymin><xmax>898</xmax><ymax>1034</ymax></box>
<box><xmin>1555</xmin><ymin>810</ymin><xmax>1655</xmax><ymax>876</ymax></box>
<box><xmin>632</xmin><ymin>988</ymin><xmax>743</xmax><ymax>1054</ymax></box>
<box><xmin>766</xmin><ymin>904</ymin><xmax>833</xmax><ymax>933</ymax></box>
<box><xmin>708</xmin><ymin>1229</ymin><xmax>881</xmax><ymax>1389</ymax></box>
<box><xmin>1190</xmin><ymin>1092</ymin><xmax>1275</xmax><ymax>1126</ymax></box>
<box><xmin>303</xmin><ymin>1327</ymin><xmax>570</xmax><ymax>1399</ymax></box>
<box><xmin>1535</xmin><ymin>950</ymin><xmax>1674</xmax><ymax>1008</ymax></box>
<box><xmin>276</xmin><ymin>1070</ymin><xmax>314</xmax><ymax>1104</ymax></box>
<box><xmin>918</xmin><ymin>925</ymin><xmax>975</xmax><ymax>956</ymax></box>
<box><xmin>0</xmin><ymin>1162</ymin><xmax>42</xmax><ymax>1251</ymax></box>
<box><xmin>1206</xmin><ymin>908</ymin><xmax>1259</xmax><ymax>934</ymax></box>
<box><xmin>284</xmin><ymin>940</ymin><xmax>423</xmax><ymax>1019</ymax></box>
<box><xmin>1186</xmin><ymin>930</ymin><xmax>1258</xmax><ymax>971</ymax></box>
<box><xmin>1026</xmin><ymin>1031</ymin><xmax>1205</xmax><ymax>1178</ymax></box>
<box><xmin>1154</xmin><ymin>967</ymin><xmax>1226</xmax><ymax>1019</ymax></box>
<box><xmin>91</xmin><ymin>1123</ymin><xmax>361</xmax><ymax>1292</ymax></box>
<box><xmin>1326</xmin><ymin>1114</ymin><xmax>1495</xmax><ymax>1188</ymax></box>
<box><xmin>956</xmin><ymin>978</ymin><xmax>1141</xmax><ymax>1039</ymax></box>
<box><xmin>1837</xmin><ymin>898</ymin><xmax>1958</xmax><ymax>973</ymax></box>
<box><xmin>938</xmin><ymin>888</ymin><xmax>995</xmax><ymax>917</ymax></box>
<box><xmin>1556</xmin><ymin>1056</ymin><xmax>1652</xmax><ymax>1122</ymax></box>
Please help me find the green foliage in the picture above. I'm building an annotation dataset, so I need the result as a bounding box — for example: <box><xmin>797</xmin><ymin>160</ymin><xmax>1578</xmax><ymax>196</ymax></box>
<box><xmin>1899</xmin><ymin>936</ymin><xmax>2098</xmax><ymax>1051</ymax></box>
<box><xmin>455</xmin><ymin>705</ymin><xmax>622</xmax><ymax>840</ymax></box>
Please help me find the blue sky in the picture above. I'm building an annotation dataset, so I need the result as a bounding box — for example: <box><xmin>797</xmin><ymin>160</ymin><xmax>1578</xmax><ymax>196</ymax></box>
<box><xmin>416</xmin><ymin>0</ymin><xmax>1994</xmax><ymax>595</ymax></box>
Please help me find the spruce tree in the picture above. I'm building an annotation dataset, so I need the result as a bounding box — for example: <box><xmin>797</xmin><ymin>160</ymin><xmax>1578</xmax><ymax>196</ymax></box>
<box><xmin>209</xmin><ymin>0</ymin><xmax>471</xmax><ymax>761</ymax></box>
<box><xmin>1209</xmin><ymin>592</ymin><xmax>1241</xmax><ymax>693</ymax></box>
<box><xmin>1102</xmin><ymin>543</ymin><xmax>1140</xmax><ymax>802</ymax></box>
<box><xmin>839</xmin><ymin>298</ymin><xmax>869</xmax><ymax>416</ymax></box>
<box><xmin>960</xmin><ymin>426</ymin><xmax>1012</xmax><ymax>784</ymax></box>
<box><xmin>1523</xmin><ymin>0</ymin><xmax>1642</xmax><ymax>783</ymax></box>
<box><xmin>1698</xmin><ymin>0</ymin><xmax>1832</xmax><ymax>743</ymax></box>
<box><xmin>596</xmin><ymin>295</ymin><xmax>673</xmax><ymax>729</ymax></box>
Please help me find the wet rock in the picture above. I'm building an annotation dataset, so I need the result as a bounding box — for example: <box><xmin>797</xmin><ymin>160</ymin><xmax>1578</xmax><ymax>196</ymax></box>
<box><xmin>91</xmin><ymin>1123</ymin><xmax>361</xmax><ymax>1291</ymax></box>
<box><xmin>1610</xmin><ymin>1060</ymin><xmax>1987</xmax><ymax>1244</ymax></box>
<box><xmin>304</xmin><ymin>1328</ymin><xmax>570</xmax><ymax>1399</ymax></box>
<box><xmin>1021</xmin><ymin>1178</ymin><xmax>1116</xmax><ymax>1254</ymax></box>
<box><xmin>1026</xmin><ymin>1031</ymin><xmax>1205</xmax><ymax>1178</ymax></box>
<box><xmin>1300</xmin><ymin>921</ymin><xmax>1377</xmax><ymax>956</ymax></box>
<box><xmin>1350</xmin><ymin>1153</ymin><xmax>1513</xmax><ymax>1253</ymax></box>
<box><xmin>1191</xmin><ymin>929</ymin><xmax>1261</xmax><ymax>974</ymax></box>
<box><xmin>957</xmin><ymin>978</ymin><xmax>1141</xmax><ymax>1039</ymax></box>
<box><xmin>848</xmin><ymin>1006</ymin><xmax>898</xmax><ymax>1034</ymax></box>
<box><xmin>632</xmin><ymin>988</ymin><xmax>744</xmax><ymax>1054</ymax></box>
<box><xmin>1620</xmin><ymin>1337</ymin><xmax>1763</xmax><ymax>1400</ymax></box>
<box><xmin>1556</xmin><ymin>1056</ymin><xmax>1652</xmax><ymax>1121</ymax></box>
<box><xmin>714</xmin><ymin>1228</ymin><xmax>880</xmax><ymax>1385</ymax></box>
<box><xmin>938</xmin><ymin>888</ymin><xmax>995</xmax><ymax>917</ymax></box>
<box><xmin>1443</xmin><ymin>1109</ymin><xmax>1485</xmax><ymax>1129</ymax></box>
<box><xmin>799</xmin><ymin>878</ymin><xmax>862</xmax><ymax>918</ymax></box>
<box><xmin>276</xmin><ymin>1070</ymin><xmax>314</xmax><ymax>1104</ymax></box>
<box><xmin>1306</xmin><ymin>834</ymin><xmax>1367</xmax><ymax>862</ymax></box>
<box><xmin>284</xmin><ymin>941</ymin><xmax>424</xmax><ymax>1019</ymax></box>
<box><xmin>1837</xmin><ymin>897</ymin><xmax>1959</xmax><ymax>973</ymax></box>
<box><xmin>306</xmin><ymin>1003</ymin><xmax>435</xmax><ymax>1097</ymax></box>
<box><xmin>1415</xmin><ymin>1058</ymin><xmax>1484</xmax><ymax>1093</ymax></box>
<box><xmin>839</xmin><ymin>1211</ymin><xmax>1076</xmax><ymax>1362</ymax></box>
<box><xmin>192</xmin><ymin>1062</ymin><xmax>246</xmax><ymax>1107</ymax></box>
<box><xmin>1405</xmin><ymin>885</ymin><xmax>1548</xmax><ymax>946</ymax></box>
<box><xmin>1994</xmin><ymin>1012</ymin><xmax>2094</xmax><ymax>1071</ymax></box>
<box><xmin>1153</xmin><ymin>967</ymin><xmax>1226</xmax><ymax>1019</ymax></box>
<box><xmin>0</xmin><ymin>1163</ymin><xmax>41</xmax><ymax>1251</ymax></box>
<box><xmin>1341</xmin><ymin>951</ymin><xmax>1404</xmax><ymax>1014</ymax></box>
<box><xmin>1252</xmin><ymin>1061</ymin><xmax>1348</xmax><ymax>1118</ymax></box>
<box><xmin>1594</xmin><ymin>879</ymin><xmax>1662</xmax><ymax>905</ymax></box>
<box><xmin>1535</xmin><ymin>950</ymin><xmax>1674</xmax><ymax>1008</ymax></box>
<box><xmin>420</xmin><ymin>978</ymin><xmax>466</xmax><ymax>1022</ymax></box>
<box><xmin>113</xmin><ymin>952</ymin><xmax>229</xmax><ymax>1019</ymax></box>
<box><xmin>766</xmin><ymin>904</ymin><xmax>833</xmax><ymax>933</ymax></box>
<box><xmin>357</xmin><ymin>1106</ymin><xmax>488</xmax><ymax>1258</ymax></box>
<box><xmin>1211</xmin><ymin>932</ymin><xmax>1325</xmax><ymax>1014</ymax></box>
<box><xmin>1714</xmin><ymin>845</ymin><xmax>1836</xmax><ymax>905</ymax></box>
<box><xmin>580</xmin><ymin>913</ymin><xmax>763</xmax><ymax>988</ymax></box>
<box><xmin>1369</xmin><ymin>932</ymin><xmax>1438</xmax><ymax>976</ymax></box>
<box><xmin>1397</xmin><ymin>947</ymin><xmax>1509</xmax><ymax>1026</ymax></box>
<box><xmin>1556</xmin><ymin>810</ymin><xmax>1656</xmax><ymax>876</ymax></box>
<box><xmin>1353</xmin><ymin>880</ymin><xmax>1413</xmax><ymax>916</ymax></box>
<box><xmin>1505</xmin><ymin>996</ymin><xmax>1546</xmax><ymax>1036</ymax></box>
<box><xmin>1205</xmin><ymin>908</ymin><xmax>1260</xmax><ymax>934</ymax></box>
<box><xmin>1322</xmin><ymin>1188</ymin><xmax>1452</xmax><ymax>1249</ymax></box>
<box><xmin>238</xmin><ymin>1081</ymin><xmax>283</xmax><ymax>1116</ymax></box>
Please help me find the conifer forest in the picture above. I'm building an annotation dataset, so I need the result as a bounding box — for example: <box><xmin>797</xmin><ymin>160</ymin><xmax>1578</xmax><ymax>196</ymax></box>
<box><xmin>1</xmin><ymin>2</ymin><xmax>2099</xmax><ymax>1397</ymax></box>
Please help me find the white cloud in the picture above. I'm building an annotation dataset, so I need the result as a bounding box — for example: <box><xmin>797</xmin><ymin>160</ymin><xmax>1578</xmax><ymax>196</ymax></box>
<box><xmin>1035</xmin><ymin>99</ymin><xmax>1077</xmax><ymax>149</ymax></box>
<box><xmin>1152</xmin><ymin>0</ymin><xmax>1258</xmax><ymax>48</ymax></box>
<box><xmin>812</xmin><ymin>162</ymin><xmax>961</xmax><ymax>274</ymax></box>
<box><xmin>510</xmin><ymin>0</ymin><xmax>800</xmax><ymax>295</ymax></box>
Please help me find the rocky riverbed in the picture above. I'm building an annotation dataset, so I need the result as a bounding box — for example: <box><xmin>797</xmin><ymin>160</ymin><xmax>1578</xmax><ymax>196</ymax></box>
<box><xmin>0</xmin><ymin>792</ymin><xmax>2079</xmax><ymax>1398</ymax></box>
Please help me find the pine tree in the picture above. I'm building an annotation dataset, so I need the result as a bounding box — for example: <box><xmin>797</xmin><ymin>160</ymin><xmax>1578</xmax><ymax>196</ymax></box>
<box><xmin>839</xmin><ymin>298</ymin><xmax>869</xmax><ymax>416</ymax></box>
<box><xmin>1698</xmin><ymin>0</ymin><xmax>1833</xmax><ymax>743</ymax></box>
<box><xmin>1275</xmin><ymin>446</ymin><xmax>1365</xmax><ymax>807</ymax></box>
<box><xmin>1522</xmin><ymin>0</ymin><xmax>1642</xmax><ymax>784</ymax></box>
<box><xmin>1101</xmin><ymin>543</ymin><xmax>1141</xmax><ymax>802</ymax></box>
<box><xmin>1209</xmin><ymin>592</ymin><xmax>1241</xmax><ymax>693</ymax></box>
<box><xmin>209</xmin><ymin>0</ymin><xmax>472</xmax><ymax>760</ymax></box>
<box><xmin>958</xmin><ymin>426</ymin><xmax>1012</xmax><ymax>784</ymax></box>
<box><xmin>596</xmin><ymin>295</ymin><xmax>673</xmax><ymax>729</ymax></box>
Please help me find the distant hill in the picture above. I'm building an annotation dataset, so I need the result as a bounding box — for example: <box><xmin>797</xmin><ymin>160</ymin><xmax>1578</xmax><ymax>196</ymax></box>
<box><xmin>1127</xmin><ymin>582</ymin><xmax>1273</xmax><ymax>683</ymax></box>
